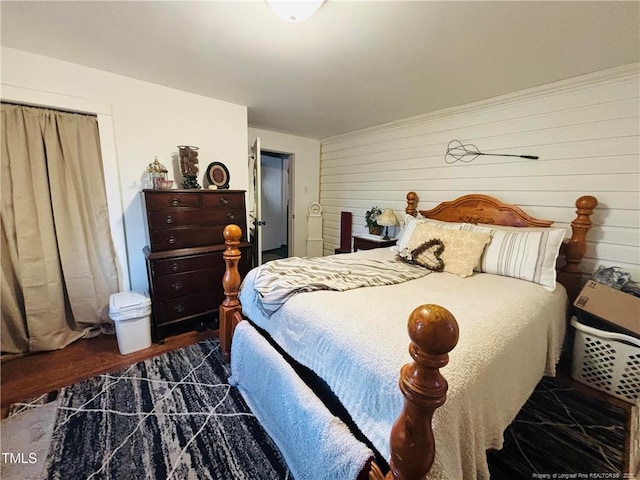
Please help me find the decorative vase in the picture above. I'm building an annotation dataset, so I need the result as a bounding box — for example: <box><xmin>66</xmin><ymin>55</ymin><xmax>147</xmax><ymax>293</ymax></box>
<box><xmin>178</xmin><ymin>145</ymin><xmax>201</xmax><ymax>189</ymax></box>
<box><xmin>369</xmin><ymin>226</ymin><xmax>383</xmax><ymax>236</ymax></box>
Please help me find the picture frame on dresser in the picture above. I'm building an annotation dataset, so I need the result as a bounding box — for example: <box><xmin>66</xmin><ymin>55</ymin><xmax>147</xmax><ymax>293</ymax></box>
<box><xmin>141</xmin><ymin>189</ymin><xmax>252</xmax><ymax>342</ymax></box>
<box><xmin>205</xmin><ymin>162</ymin><xmax>230</xmax><ymax>189</ymax></box>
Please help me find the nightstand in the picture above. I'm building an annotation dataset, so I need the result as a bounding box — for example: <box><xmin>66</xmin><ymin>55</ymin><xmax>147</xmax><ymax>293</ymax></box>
<box><xmin>353</xmin><ymin>234</ymin><xmax>397</xmax><ymax>251</ymax></box>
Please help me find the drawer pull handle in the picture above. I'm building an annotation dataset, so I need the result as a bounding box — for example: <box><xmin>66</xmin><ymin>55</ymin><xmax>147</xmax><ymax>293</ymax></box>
<box><xmin>226</xmin><ymin>212</ymin><xmax>236</xmax><ymax>220</ymax></box>
<box><xmin>171</xmin><ymin>282</ymin><xmax>183</xmax><ymax>291</ymax></box>
<box><xmin>219</xmin><ymin>197</ymin><xmax>230</xmax><ymax>205</ymax></box>
<box><xmin>164</xmin><ymin>215</ymin><xmax>175</xmax><ymax>224</ymax></box>
<box><xmin>169</xmin><ymin>263</ymin><xmax>180</xmax><ymax>272</ymax></box>
<box><xmin>167</xmin><ymin>235</ymin><xmax>177</xmax><ymax>244</ymax></box>
<box><xmin>169</xmin><ymin>198</ymin><xmax>181</xmax><ymax>206</ymax></box>
<box><xmin>174</xmin><ymin>304</ymin><xmax>185</xmax><ymax>313</ymax></box>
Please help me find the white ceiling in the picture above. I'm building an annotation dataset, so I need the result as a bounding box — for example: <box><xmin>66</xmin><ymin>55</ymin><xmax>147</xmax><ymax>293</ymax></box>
<box><xmin>1</xmin><ymin>1</ymin><xmax>638</xmax><ymax>139</ymax></box>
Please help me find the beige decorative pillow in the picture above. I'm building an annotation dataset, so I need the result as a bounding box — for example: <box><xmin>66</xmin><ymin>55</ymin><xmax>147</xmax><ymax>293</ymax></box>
<box><xmin>392</xmin><ymin>214</ymin><xmax>464</xmax><ymax>252</ymax></box>
<box><xmin>406</xmin><ymin>224</ymin><xmax>492</xmax><ymax>277</ymax></box>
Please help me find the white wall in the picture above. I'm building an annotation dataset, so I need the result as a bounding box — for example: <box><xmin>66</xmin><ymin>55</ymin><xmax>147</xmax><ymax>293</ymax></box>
<box><xmin>2</xmin><ymin>47</ymin><xmax>248</xmax><ymax>290</ymax></box>
<box><xmin>320</xmin><ymin>64</ymin><xmax>640</xmax><ymax>280</ymax></box>
<box><xmin>248</xmin><ymin>128</ymin><xmax>320</xmax><ymax>257</ymax></box>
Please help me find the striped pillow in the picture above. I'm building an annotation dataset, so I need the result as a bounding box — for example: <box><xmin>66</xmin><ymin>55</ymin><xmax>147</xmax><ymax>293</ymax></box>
<box><xmin>462</xmin><ymin>224</ymin><xmax>566</xmax><ymax>291</ymax></box>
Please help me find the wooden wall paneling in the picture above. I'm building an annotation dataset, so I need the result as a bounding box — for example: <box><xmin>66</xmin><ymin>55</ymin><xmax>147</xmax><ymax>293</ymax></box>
<box><xmin>319</xmin><ymin>65</ymin><xmax>640</xmax><ymax>279</ymax></box>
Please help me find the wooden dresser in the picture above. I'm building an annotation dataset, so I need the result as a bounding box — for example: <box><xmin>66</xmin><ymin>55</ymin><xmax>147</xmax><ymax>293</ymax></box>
<box><xmin>142</xmin><ymin>189</ymin><xmax>252</xmax><ymax>341</ymax></box>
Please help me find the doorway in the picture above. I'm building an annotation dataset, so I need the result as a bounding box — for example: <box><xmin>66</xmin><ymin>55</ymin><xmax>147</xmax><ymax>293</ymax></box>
<box><xmin>259</xmin><ymin>150</ymin><xmax>291</xmax><ymax>264</ymax></box>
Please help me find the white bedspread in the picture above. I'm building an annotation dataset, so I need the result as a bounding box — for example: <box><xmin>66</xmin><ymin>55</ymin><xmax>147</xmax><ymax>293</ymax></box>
<box><xmin>237</xmin><ymin>248</ymin><xmax>567</xmax><ymax>479</ymax></box>
<box><xmin>229</xmin><ymin>321</ymin><xmax>373</xmax><ymax>480</ymax></box>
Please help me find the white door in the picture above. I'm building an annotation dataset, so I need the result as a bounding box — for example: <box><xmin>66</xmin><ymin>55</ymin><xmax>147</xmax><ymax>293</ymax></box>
<box><xmin>249</xmin><ymin>138</ymin><xmax>263</xmax><ymax>266</ymax></box>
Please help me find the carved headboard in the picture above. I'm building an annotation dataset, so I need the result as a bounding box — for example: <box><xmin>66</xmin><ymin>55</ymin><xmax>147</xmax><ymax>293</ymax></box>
<box><xmin>404</xmin><ymin>192</ymin><xmax>598</xmax><ymax>301</ymax></box>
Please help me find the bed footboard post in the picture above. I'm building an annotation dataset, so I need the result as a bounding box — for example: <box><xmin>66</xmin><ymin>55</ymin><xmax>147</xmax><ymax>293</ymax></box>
<box><xmin>558</xmin><ymin>195</ymin><xmax>598</xmax><ymax>301</ymax></box>
<box><xmin>386</xmin><ymin>304</ymin><xmax>459</xmax><ymax>480</ymax></box>
<box><xmin>220</xmin><ymin>224</ymin><xmax>243</xmax><ymax>362</ymax></box>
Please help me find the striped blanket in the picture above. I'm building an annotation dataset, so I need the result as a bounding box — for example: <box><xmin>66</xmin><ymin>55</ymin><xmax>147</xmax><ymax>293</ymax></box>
<box><xmin>251</xmin><ymin>256</ymin><xmax>429</xmax><ymax>314</ymax></box>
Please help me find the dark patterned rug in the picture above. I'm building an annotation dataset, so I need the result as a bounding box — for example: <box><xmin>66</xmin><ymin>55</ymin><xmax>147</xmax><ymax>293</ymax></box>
<box><xmin>42</xmin><ymin>340</ymin><xmax>290</xmax><ymax>480</ymax></box>
<box><xmin>5</xmin><ymin>339</ymin><xmax>629</xmax><ymax>479</ymax></box>
<box><xmin>488</xmin><ymin>376</ymin><xmax>628</xmax><ymax>479</ymax></box>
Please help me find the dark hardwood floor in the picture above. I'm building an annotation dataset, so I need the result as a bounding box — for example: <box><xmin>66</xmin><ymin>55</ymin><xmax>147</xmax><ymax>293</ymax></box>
<box><xmin>1</xmin><ymin>328</ymin><xmax>217</xmax><ymax>419</ymax></box>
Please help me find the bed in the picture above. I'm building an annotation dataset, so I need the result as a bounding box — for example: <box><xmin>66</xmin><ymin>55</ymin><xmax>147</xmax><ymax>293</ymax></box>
<box><xmin>219</xmin><ymin>192</ymin><xmax>598</xmax><ymax>480</ymax></box>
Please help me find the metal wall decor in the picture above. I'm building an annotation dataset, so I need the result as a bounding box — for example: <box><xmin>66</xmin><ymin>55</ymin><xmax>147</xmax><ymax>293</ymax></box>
<box><xmin>445</xmin><ymin>139</ymin><xmax>539</xmax><ymax>164</ymax></box>
<box><xmin>178</xmin><ymin>145</ymin><xmax>201</xmax><ymax>189</ymax></box>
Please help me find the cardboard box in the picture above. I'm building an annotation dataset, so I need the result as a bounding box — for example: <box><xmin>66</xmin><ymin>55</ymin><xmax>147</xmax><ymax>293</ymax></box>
<box><xmin>574</xmin><ymin>281</ymin><xmax>640</xmax><ymax>337</ymax></box>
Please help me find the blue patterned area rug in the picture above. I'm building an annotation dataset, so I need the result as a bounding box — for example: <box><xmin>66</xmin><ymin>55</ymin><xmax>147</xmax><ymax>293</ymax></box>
<box><xmin>41</xmin><ymin>339</ymin><xmax>291</xmax><ymax>480</ymax></box>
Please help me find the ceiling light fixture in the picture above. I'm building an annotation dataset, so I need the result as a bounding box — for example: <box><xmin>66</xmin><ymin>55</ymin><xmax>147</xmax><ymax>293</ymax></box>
<box><xmin>266</xmin><ymin>0</ymin><xmax>325</xmax><ymax>23</ymax></box>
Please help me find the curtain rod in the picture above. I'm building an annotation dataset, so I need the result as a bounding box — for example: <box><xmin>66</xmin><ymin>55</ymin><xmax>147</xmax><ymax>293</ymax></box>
<box><xmin>1</xmin><ymin>101</ymin><xmax>98</xmax><ymax>118</ymax></box>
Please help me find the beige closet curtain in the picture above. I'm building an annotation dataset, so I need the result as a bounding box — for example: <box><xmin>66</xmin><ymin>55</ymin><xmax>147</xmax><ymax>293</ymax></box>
<box><xmin>1</xmin><ymin>103</ymin><xmax>119</xmax><ymax>354</ymax></box>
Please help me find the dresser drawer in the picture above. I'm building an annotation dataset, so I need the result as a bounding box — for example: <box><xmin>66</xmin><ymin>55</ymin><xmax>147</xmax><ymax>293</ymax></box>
<box><xmin>154</xmin><ymin>268</ymin><xmax>223</xmax><ymax>299</ymax></box>
<box><xmin>150</xmin><ymin>248</ymin><xmax>251</xmax><ymax>275</ymax></box>
<box><xmin>157</xmin><ymin>290</ymin><xmax>222</xmax><ymax>326</ymax></box>
<box><xmin>201</xmin><ymin>193</ymin><xmax>245</xmax><ymax>209</ymax></box>
<box><xmin>149</xmin><ymin>227</ymin><xmax>224</xmax><ymax>251</ymax></box>
<box><xmin>152</xmin><ymin>252</ymin><xmax>220</xmax><ymax>276</ymax></box>
<box><xmin>147</xmin><ymin>208</ymin><xmax>245</xmax><ymax>229</ymax></box>
<box><xmin>144</xmin><ymin>192</ymin><xmax>201</xmax><ymax>210</ymax></box>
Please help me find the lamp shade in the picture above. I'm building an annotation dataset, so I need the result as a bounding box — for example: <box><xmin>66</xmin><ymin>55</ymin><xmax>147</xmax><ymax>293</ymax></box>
<box><xmin>377</xmin><ymin>209</ymin><xmax>398</xmax><ymax>227</ymax></box>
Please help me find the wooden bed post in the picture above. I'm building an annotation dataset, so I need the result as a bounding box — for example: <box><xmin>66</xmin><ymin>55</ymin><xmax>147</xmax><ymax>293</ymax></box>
<box><xmin>370</xmin><ymin>304</ymin><xmax>459</xmax><ymax>480</ymax></box>
<box><xmin>405</xmin><ymin>192</ymin><xmax>419</xmax><ymax>217</ymax></box>
<box><xmin>220</xmin><ymin>224</ymin><xmax>244</xmax><ymax>362</ymax></box>
<box><xmin>558</xmin><ymin>195</ymin><xmax>598</xmax><ymax>301</ymax></box>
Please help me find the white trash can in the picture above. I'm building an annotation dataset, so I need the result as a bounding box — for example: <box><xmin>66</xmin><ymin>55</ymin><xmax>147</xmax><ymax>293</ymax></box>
<box><xmin>109</xmin><ymin>290</ymin><xmax>152</xmax><ymax>355</ymax></box>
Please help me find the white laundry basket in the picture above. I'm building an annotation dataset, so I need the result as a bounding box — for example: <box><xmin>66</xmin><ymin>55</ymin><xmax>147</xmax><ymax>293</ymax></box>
<box><xmin>109</xmin><ymin>290</ymin><xmax>152</xmax><ymax>355</ymax></box>
<box><xmin>570</xmin><ymin>316</ymin><xmax>640</xmax><ymax>404</ymax></box>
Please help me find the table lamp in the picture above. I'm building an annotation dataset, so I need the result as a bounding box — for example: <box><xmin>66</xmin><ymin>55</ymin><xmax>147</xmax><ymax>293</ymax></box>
<box><xmin>377</xmin><ymin>208</ymin><xmax>398</xmax><ymax>240</ymax></box>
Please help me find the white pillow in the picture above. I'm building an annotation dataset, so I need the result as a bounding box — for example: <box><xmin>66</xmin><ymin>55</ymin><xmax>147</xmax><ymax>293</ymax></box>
<box><xmin>392</xmin><ymin>214</ymin><xmax>420</xmax><ymax>252</ymax></box>
<box><xmin>392</xmin><ymin>215</ymin><xmax>463</xmax><ymax>252</ymax></box>
<box><xmin>461</xmin><ymin>223</ymin><xmax>566</xmax><ymax>291</ymax></box>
